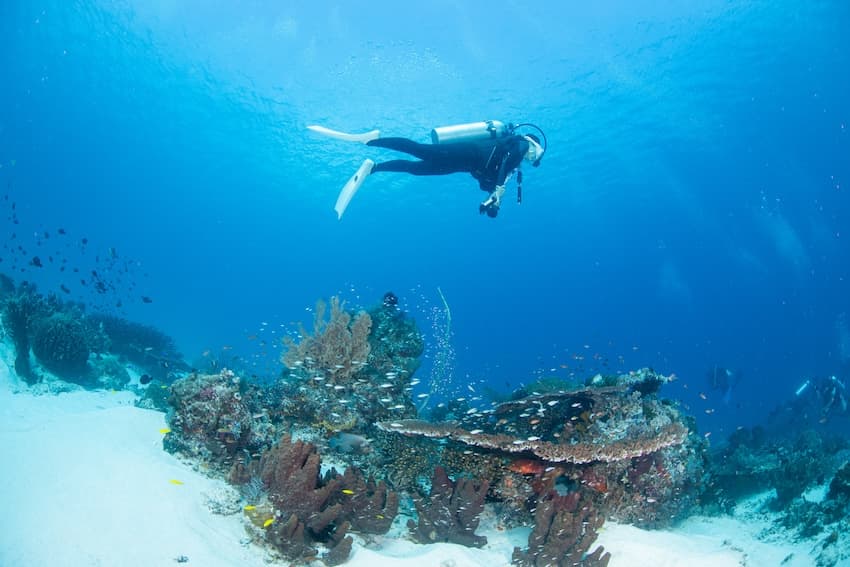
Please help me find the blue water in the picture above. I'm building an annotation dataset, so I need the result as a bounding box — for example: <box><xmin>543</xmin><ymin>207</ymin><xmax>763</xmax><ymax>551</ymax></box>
<box><xmin>2</xmin><ymin>1</ymin><xmax>848</xmax><ymax>437</ymax></box>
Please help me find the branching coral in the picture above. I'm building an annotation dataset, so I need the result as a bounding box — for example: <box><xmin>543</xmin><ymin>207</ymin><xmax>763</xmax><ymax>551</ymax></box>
<box><xmin>283</xmin><ymin>296</ymin><xmax>372</xmax><ymax>383</ymax></box>
<box><xmin>279</xmin><ymin>294</ymin><xmax>425</xmax><ymax>435</ymax></box>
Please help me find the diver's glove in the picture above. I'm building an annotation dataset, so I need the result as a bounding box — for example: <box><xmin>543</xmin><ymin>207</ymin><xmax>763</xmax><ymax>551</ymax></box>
<box><xmin>479</xmin><ymin>185</ymin><xmax>505</xmax><ymax>218</ymax></box>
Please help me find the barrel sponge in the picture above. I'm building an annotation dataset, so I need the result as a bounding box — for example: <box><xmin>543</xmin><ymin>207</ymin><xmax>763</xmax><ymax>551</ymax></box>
<box><xmin>32</xmin><ymin>313</ymin><xmax>90</xmax><ymax>379</ymax></box>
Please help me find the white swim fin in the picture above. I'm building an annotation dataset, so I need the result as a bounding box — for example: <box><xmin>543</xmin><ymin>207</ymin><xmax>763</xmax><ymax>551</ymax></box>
<box><xmin>335</xmin><ymin>159</ymin><xmax>374</xmax><ymax>219</ymax></box>
<box><xmin>307</xmin><ymin>124</ymin><xmax>380</xmax><ymax>144</ymax></box>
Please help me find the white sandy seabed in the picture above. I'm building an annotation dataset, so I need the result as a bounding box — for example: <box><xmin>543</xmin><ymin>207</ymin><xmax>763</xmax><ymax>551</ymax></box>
<box><xmin>0</xmin><ymin>347</ymin><xmax>832</xmax><ymax>567</ymax></box>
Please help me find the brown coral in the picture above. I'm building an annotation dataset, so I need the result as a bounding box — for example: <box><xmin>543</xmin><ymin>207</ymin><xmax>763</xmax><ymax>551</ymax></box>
<box><xmin>231</xmin><ymin>435</ymin><xmax>399</xmax><ymax>565</ymax></box>
<box><xmin>408</xmin><ymin>466</ymin><xmax>489</xmax><ymax>548</ymax></box>
<box><xmin>282</xmin><ymin>296</ymin><xmax>372</xmax><ymax>382</ymax></box>
<box><xmin>513</xmin><ymin>490</ymin><xmax>610</xmax><ymax>567</ymax></box>
<box><xmin>256</xmin><ymin>436</ymin><xmax>350</xmax><ymax>564</ymax></box>
<box><xmin>330</xmin><ymin>467</ymin><xmax>399</xmax><ymax>534</ymax></box>
<box><xmin>377</xmin><ymin>419</ymin><xmax>687</xmax><ymax>464</ymax></box>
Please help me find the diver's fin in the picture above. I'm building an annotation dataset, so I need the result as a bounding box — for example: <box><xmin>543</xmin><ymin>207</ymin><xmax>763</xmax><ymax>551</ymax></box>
<box><xmin>307</xmin><ymin>124</ymin><xmax>380</xmax><ymax>144</ymax></box>
<box><xmin>335</xmin><ymin>159</ymin><xmax>374</xmax><ymax>219</ymax></box>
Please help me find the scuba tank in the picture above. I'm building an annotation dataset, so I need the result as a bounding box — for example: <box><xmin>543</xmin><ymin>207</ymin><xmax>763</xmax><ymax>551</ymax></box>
<box><xmin>431</xmin><ymin>120</ymin><xmax>511</xmax><ymax>144</ymax></box>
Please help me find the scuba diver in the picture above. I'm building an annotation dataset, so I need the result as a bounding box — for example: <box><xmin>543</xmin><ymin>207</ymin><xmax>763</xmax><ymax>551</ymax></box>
<box><xmin>307</xmin><ymin>120</ymin><xmax>547</xmax><ymax>219</ymax></box>
<box><xmin>706</xmin><ymin>365</ymin><xmax>742</xmax><ymax>405</ymax></box>
<box><xmin>793</xmin><ymin>374</ymin><xmax>848</xmax><ymax>424</ymax></box>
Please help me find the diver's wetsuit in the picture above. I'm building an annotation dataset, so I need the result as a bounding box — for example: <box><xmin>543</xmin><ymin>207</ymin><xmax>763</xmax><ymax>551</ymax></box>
<box><xmin>367</xmin><ymin>135</ymin><xmax>529</xmax><ymax>192</ymax></box>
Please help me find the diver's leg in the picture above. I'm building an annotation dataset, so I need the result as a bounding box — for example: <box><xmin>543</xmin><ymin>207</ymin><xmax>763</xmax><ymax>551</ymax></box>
<box><xmin>367</xmin><ymin>138</ymin><xmax>450</xmax><ymax>161</ymax></box>
<box><xmin>372</xmin><ymin>159</ymin><xmax>462</xmax><ymax>176</ymax></box>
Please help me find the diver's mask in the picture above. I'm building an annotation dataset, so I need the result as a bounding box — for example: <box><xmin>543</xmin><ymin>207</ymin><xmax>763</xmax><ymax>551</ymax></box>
<box><xmin>523</xmin><ymin>135</ymin><xmax>545</xmax><ymax>167</ymax></box>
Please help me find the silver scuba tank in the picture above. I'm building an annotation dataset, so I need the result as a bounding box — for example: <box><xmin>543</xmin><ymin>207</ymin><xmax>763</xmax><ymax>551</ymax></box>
<box><xmin>430</xmin><ymin>120</ymin><xmax>510</xmax><ymax>144</ymax></box>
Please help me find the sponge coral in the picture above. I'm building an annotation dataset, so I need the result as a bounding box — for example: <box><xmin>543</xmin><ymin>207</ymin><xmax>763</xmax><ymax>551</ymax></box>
<box><xmin>32</xmin><ymin>313</ymin><xmax>91</xmax><ymax>380</ymax></box>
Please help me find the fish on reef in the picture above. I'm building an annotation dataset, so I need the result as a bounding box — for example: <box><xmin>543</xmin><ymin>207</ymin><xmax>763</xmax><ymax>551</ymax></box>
<box><xmin>507</xmin><ymin>459</ymin><xmax>550</xmax><ymax>475</ymax></box>
<box><xmin>141</xmin><ymin>296</ymin><xmax>153</xmax><ymax>303</ymax></box>
<box><xmin>328</xmin><ymin>432</ymin><xmax>372</xmax><ymax>454</ymax></box>
<box><xmin>139</xmin><ymin>374</ymin><xmax>153</xmax><ymax>385</ymax></box>
<box><xmin>169</xmin><ymin>479</ymin><xmax>184</xmax><ymax>485</ymax></box>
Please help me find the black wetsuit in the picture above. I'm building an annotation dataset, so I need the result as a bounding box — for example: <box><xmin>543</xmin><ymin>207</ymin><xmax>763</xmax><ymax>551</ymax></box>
<box><xmin>367</xmin><ymin>135</ymin><xmax>529</xmax><ymax>193</ymax></box>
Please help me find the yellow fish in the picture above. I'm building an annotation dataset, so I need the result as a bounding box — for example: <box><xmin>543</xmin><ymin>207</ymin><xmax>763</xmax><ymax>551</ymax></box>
<box><xmin>263</xmin><ymin>518</ymin><xmax>275</xmax><ymax>528</ymax></box>
<box><xmin>159</xmin><ymin>428</ymin><xmax>171</xmax><ymax>434</ymax></box>
<box><xmin>376</xmin><ymin>514</ymin><xmax>385</xmax><ymax>520</ymax></box>
<box><xmin>341</xmin><ymin>489</ymin><xmax>355</xmax><ymax>495</ymax></box>
<box><xmin>244</xmin><ymin>505</ymin><xmax>256</xmax><ymax>511</ymax></box>
<box><xmin>169</xmin><ymin>479</ymin><xmax>184</xmax><ymax>485</ymax></box>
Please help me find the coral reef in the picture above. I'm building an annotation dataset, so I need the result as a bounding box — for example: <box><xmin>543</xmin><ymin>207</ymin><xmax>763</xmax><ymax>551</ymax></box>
<box><xmin>86</xmin><ymin>312</ymin><xmax>185</xmax><ymax>380</ymax></box>
<box><xmin>367</xmin><ymin>429</ymin><xmax>441</xmax><ymax>492</ymax></box>
<box><xmin>331</xmin><ymin>467</ymin><xmax>399</xmax><ymax>535</ymax></box>
<box><xmin>283</xmin><ymin>296</ymin><xmax>372</xmax><ymax>383</ymax></box>
<box><xmin>359</xmin><ymin>295</ymin><xmax>424</xmax><ymax>387</ymax></box>
<box><xmin>512</xmin><ymin>489</ymin><xmax>610</xmax><ymax>567</ymax></box>
<box><xmin>379</xmin><ymin>368</ymin><xmax>703</xmax><ymax>529</ymax></box>
<box><xmin>773</xmin><ymin>460</ymin><xmax>850</xmax><ymax>567</ymax></box>
<box><xmin>703</xmin><ymin>426</ymin><xmax>850</xmax><ymax>567</ymax></box>
<box><xmin>0</xmin><ymin>278</ymin><xmax>115</xmax><ymax>386</ymax></box>
<box><xmin>229</xmin><ymin>435</ymin><xmax>399</xmax><ymax>565</ymax></box>
<box><xmin>279</xmin><ymin>295</ymin><xmax>423</xmax><ymax>435</ymax></box>
<box><xmin>88</xmin><ymin>355</ymin><xmax>132</xmax><ymax>390</ymax></box>
<box><xmin>163</xmin><ymin>370</ymin><xmax>277</xmax><ymax>470</ymax></box>
<box><xmin>258</xmin><ymin>436</ymin><xmax>351</xmax><ymax>564</ymax></box>
<box><xmin>703</xmin><ymin>427</ymin><xmax>848</xmax><ymax>510</ymax></box>
<box><xmin>827</xmin><ymin>461</ymin><xmax>850</xmax><ymax>503</ymax></box>
<box><xmin>31</xmin><ymin>312</ymin><xmax>91</xmax><ymax>380</ymax></box>
<box><xmin>378</xmin><ymin>419</ymin><xmax>687</xmax><ymax>464</ymax></box>
<box><xmin>1</xmin><ymin>280</ymin><xmax>54</xmax><ymax>382</ymax></box>
<box><xmin>407</xmin><ymin>466</ymin><xmax>489</xmax><ymax>547</ymax></box>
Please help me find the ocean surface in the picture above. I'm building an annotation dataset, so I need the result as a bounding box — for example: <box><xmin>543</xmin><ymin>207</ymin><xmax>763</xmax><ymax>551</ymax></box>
<box><xmin>1</xmin><ymin>0</ymin><xmax>849</xmax><ymax>438</ymax></box>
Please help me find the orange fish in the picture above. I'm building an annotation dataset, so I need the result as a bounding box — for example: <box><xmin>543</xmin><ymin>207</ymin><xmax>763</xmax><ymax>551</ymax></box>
<box><xmin>508</xmin><ymin>459</ymin><xmax>548</xmax><ymax>475</ymax></box>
